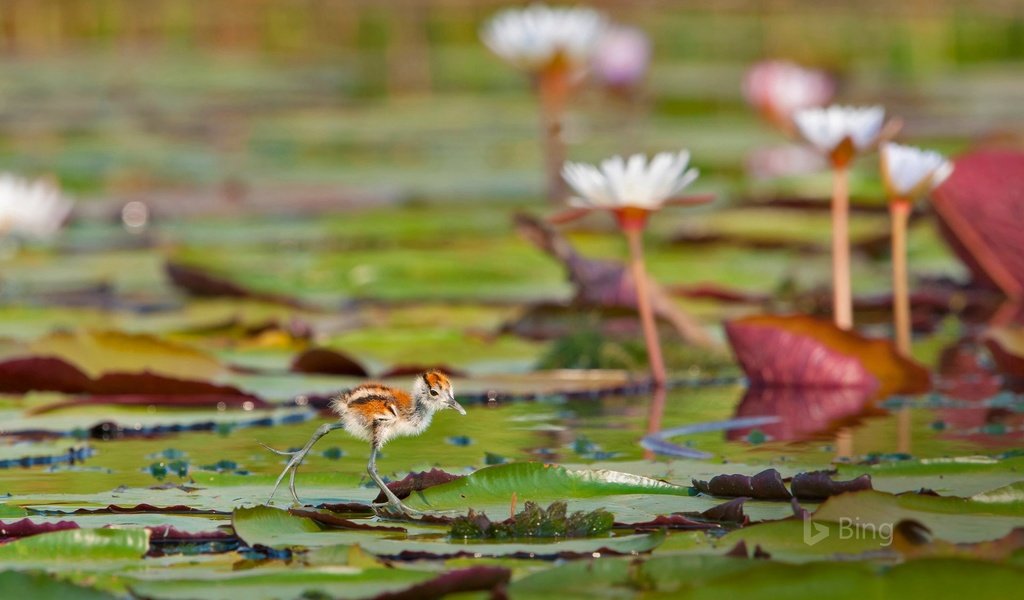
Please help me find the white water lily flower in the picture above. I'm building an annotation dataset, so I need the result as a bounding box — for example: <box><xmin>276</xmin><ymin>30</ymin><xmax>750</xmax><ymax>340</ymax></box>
<box><xmin>0</xmin><ymin>174</ymin><xmax>73</xmax><ymax>239</ymax></box>
<box><xmin>562</xmin><ymin>150</ymin><xmax>699</xmax><ymax>211</ymax></box>
<box><xmin>794</xmin><ymin>105</ymin><xmax>886</xmax><ymax>159</ymax></box>
<box><xmin>881</xmin><ymin>142</ymin><xmax>953</xmax><ymax>200</ymax></box>
<box><xmin>743</xmin><ymin>60</ymin><xmax>834</xmax><ymax>124</ymax></box>
<box><xmin>481</xmin><ymin>4</ymin><xmax>606</xmax><ymax>72</ymax></box>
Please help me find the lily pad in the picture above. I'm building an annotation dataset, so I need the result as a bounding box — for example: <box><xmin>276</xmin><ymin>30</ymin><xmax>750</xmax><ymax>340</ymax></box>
<box><xmin>725</xmin><ymin>314</ymin><xmax>930</xmax><ymax>395</ymax></box>
<box><xmin>27</xmin><ymin>330</ymin><xmax>222</xmax><ymax>380</ymax></box>
<box><xmin>813</xmin><ymin>489</ymin><xmax>1024</xmax><ymax>543</ymax></box>
<box><xmin>0</xmin><ymin>571</ymin><xmax>116</xmax><ymax>600</ymax></box>
<box><xmin>0</xmin><ymin>528</ymin><xmax>149</xmax><ymax>561</ymax></box>
<box><xmin>402</xmin><ymin>462</ymin><xmax>693</xmax><ymax>511</ymax></box>
<box><xmin>128</xmin><ymin>567</ymin><xmax>433</xmax><ymax>600</ymax></box>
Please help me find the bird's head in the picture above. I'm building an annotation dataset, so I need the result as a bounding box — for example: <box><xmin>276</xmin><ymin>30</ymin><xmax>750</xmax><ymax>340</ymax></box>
<box><xmin>413</xmin><ymin>370</ymin><xmax>465</xmax><ymax>415</ymax></box>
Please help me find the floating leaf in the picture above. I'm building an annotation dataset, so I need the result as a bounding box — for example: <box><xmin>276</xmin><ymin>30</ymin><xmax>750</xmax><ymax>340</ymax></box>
<box><xmin>290</xmin><ymin>347</ymin><xmax>368</xmax><ymax>377</ymax></box>
<box><xmin>129</xmin><ymin>567</ymin><xmax>433</xmax><ymax>600</ymax></box>
<box><xmin>0</xmin><ymin>528</ymin><xmax>149</xmax><ymax>561</ymax></box>
<box><xmin>165</xmin><ymin>261</ymin><xmax>307</xmax><ymax>309</ymax></box>
<box><xmin>725</xmin><ymin>314</ymin><xmax>930</xmax><ymax>394</ymax></box>
<box><xmin>512</xmin><ymin>554</ymin><xmax>1024</xmax><ymax>597</ymax></box>
<box><xmin>0</xmin><ymin>518</ymin><xmax>79</xmax><ymax>542</ymax></box>
<box><xmin>813</xmin><ymin>489</ymin><xmax>1024</xmax><ymax>543</ymax></box>
<box><xmin>693</xmin><ymin>469</ymin><xmax>791</xmax><ymax>500</ymax></box>
<box><xmin>0</xmin><ymin>356</ymin><xmax>261</xmax><ymax>406</ymax></box>
<box><xmin>402</xmin><ymin>463</ymin><xmax>693</xmax><ymax>511</ymax></box>
<box><xmin>372</xmin><ymin>468</ymin><xmax>464</xmax><ymax>503</ymax></box>
<box><xmin>0</xmin><ymin>571</ymin><xmax>115</xmax><ymax>600</ymax></box>
<box><xmin>27</xmin><ymin>330</ymin><xmax>223</xmax><ymax>380</ymax></box>
<box><xmin>366</xmin><ymin>566</ymin><xmax>510</xmax><ymax>600</ymax></box>
<box><xmin>693</xmin><ymin>469</ymin><xmax>871</xmax><ymax>501</ymax></box>
<box><xmin>361</xmin><ymin>530</ymin><xmax>665</xmax><ymax>560</ymax></box>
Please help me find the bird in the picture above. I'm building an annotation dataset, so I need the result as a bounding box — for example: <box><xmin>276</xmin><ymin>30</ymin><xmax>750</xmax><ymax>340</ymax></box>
<box><xmin>264</xmin><ymin>370</ymin><xmax>465</xmax><ymax>517</ymax></box>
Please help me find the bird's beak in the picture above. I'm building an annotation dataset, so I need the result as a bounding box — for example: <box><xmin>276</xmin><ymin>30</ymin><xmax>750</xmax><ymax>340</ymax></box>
<box><xmin>446</xmin><ymin>394</ymin><xmax>466</xmax><ymax>415</ymax></box>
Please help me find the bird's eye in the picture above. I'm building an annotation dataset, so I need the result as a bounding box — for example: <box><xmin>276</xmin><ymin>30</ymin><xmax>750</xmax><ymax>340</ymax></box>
<box><xmin>430</xmin><ymin>389</ymin><xmax>439</xmax><ymax>396</ymax></box>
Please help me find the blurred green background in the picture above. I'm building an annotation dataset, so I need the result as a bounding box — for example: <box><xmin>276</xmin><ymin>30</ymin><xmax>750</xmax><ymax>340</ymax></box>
<box><xmin>0</xmin><ymin>0</ymin><xmax>1021</xmax><ymax>201</ymax></box>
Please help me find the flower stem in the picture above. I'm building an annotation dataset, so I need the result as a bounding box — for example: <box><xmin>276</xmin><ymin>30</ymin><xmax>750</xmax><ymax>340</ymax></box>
<box><xmin>624</xmin><ymin>226</ymin><xmax>667</xmax><ymax>387</ymax></box>
<box><xmin>538</xmin><ymin>65</ymin><xmax>570</xmax><ymax>205</ymax></box>
<box><xmin>831</xmin><ymin>165</ymin><xmax>853</xmax><ymax>330</ymax></box>
<box><xmin>890</xmin><ymin>200</ymin><xmax>912</xmax><ymax>357</ymax></box>
<box><xmin>643</xmin><ymin>387</ymin><xmax>667</xmax><ymax>460</ymax></box>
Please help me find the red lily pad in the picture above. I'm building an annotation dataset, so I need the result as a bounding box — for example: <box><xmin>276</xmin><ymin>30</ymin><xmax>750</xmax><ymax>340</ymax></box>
<box><xmin>290</xmin><ymin>347</ymin><xmax>369</xmax><ymax>377</ymax></box>
<box><xmin>145</xmin><ymin>525</ymin><xmax>236</xmax><ymax>542</ymax></box>
<box><xmin>0</xmin><ymin>518</ymin><xmax>79</xmax><ymax>542</ymax></box>
<box><xmin>0</xmin><ymin>357</ymin><xmax>93</xmax><ymax>394</ymax></box>
<box><xmin>694</xmin><ymin>468</ymin><xmax>872</xmax><ymax>501</ymax></box>
<box><xmin>931</xmin><ymin>150</ymin><xmax>1024</xmax><ymax>301</ymax></box>
<box><xmin>724</xmin><ymin>314</ymin><xmax>930</xmax><ymax>395</ymax></box>
<box><xmin>288</xmin><ymin>508</ymin><xmax>406</xmax><ymax>532</ymax></box>
<box><xmin>0</xmin><ymin>355</ymin><xmax>265</xmax><ymax>412</ymax></box>
<box><xmin>370</xmin><ymin>566</ymin><xmax>511</xmax><ymax>600</ymax></box>
<box><xmin>372</xmin><ymin>468</ymin><xmax>464</xmax><ymax>504</ymax></box>
<box><xmin>165</xmin><ymin>261</ymin><xmax>308</xmax><ymax>308</ymax></box>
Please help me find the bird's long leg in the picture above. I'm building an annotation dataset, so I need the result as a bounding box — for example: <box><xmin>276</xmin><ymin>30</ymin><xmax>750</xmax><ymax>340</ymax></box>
<box><xmin>262</xmin><ymin>422</ymin><xmax>344</xmax><ymax>504</ymax></box>
<box><xmin>366</xmin><ymin>438</ymin><xmax>423</xmax><ymax>518</ymax></box>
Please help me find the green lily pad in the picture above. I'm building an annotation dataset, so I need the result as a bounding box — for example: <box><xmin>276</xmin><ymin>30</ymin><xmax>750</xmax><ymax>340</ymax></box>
<box><xmin>0</xmin><ymin>528</ymin><xmax>149</xmax><ymax>561</ymax></box>
<box><xmin>403</xmin><ymin>462</ymin><xmax>693</xmax><ymax>510</ymax></box>
<box><xmin>128</xmin><ymin>567</ymin><xmax>432</xmax><ymax>600</ymax></box>
<box><xmin>813</xmin><ymin>489</ymin><xmax>1024</xmax><ymax>543</ymax></box>
<box><xmin>510</xmin><ymin>554</ymin><xmax>1024</xmax><ymax>599</ymax></box>
<box><xmin>0</xmin><ymin>571</ymin><xmax>116</xmax><ymax>600</ymax></box>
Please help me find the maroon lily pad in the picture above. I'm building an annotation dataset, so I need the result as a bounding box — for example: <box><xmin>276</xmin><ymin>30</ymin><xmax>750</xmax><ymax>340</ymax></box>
<box><xmin>693</xmin><ymin>469</ymin><xmax>791</xmax><ymax>500</ymax></box>
<box><xmin>165</xmin><ymin>261</ymin><xmax>309</xmax><ymax>308</ymax></box>
<box><xmin>698</xmin><ymin>498</ymin><xmax>749</xmax><ymax>525</ymax></box>
<box><xmin>372</xmin><ymin>468</ymin><xmax>464</xmax><ymax>503</ymax></box>
<box><xmin>290</xmin><ymin>348</ymin><xmax>369</xmax><ymax>377</ymax></box>
<box><xmin>62</xmin><ymin>504</ymin><xmax>228</xmax><ymax>515</ymax></box>
<box><xmin>0</xmin><ymin>355</ymin><xmax>265</xmax><ymax>413</ymax></box>
<box><xmin>288</xmin><ymin>508</ymin><xmax>406</xmax><ymax>532</ymax></box>
<box><xmin>618</xmin><ymin>514</ymin><xmax>720</xmax><ymax>531</ymax></box>
<box><xmin>725</xmin><ymin>314</ymin><xmax>931</xmax><ymax>395</ymax></box>
<box><xmin>790</xmin><ymin>471</ymin><xmax>873</xmax><ymax>500</ymax></box>
<box><xmin>370</xmin><ymin>566</ymin><xmax>511</xmax><ymax>600</ymax></box>
<box><xmin>694</xmin><ymin>468</ymin><xmax>871</xmax><ymax>501</ymax></box>
<box><xmin>146</xmin><ymin>525</ymin><xmax>236</xmax><ymax>542</ymax></box>
<box><xmin>0</xmin><ymin>518</ymin><xmax>80</xmax><ymax>542</ymax></box>
<box><xmin>932</xmin><ymin>150</ymin><xmax>1024</xmax><ymax>302</ymax></box>
<box><xmin>0</xmin><ymin>357</ymin><xmax>94</xmax><ymax>394</ymax></box>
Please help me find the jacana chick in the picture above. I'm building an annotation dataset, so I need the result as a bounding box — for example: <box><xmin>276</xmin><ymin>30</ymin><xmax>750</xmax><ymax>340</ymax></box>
<box><xmin>264</xmin><ymin>370</ymin><xmax>465</xmax><ymax>516</ymax></box>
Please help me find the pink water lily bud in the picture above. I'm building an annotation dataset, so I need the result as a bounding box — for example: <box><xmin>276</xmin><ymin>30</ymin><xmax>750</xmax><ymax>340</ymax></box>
<box><xmin>593</xmin><ymin>26</ymin><xmax>651</xmax><ymax>89</ymax></box>
<box><xmin>743</xmin><ymin>60</ymin><xmax>835</xmax><ymax>129</ymax></box>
